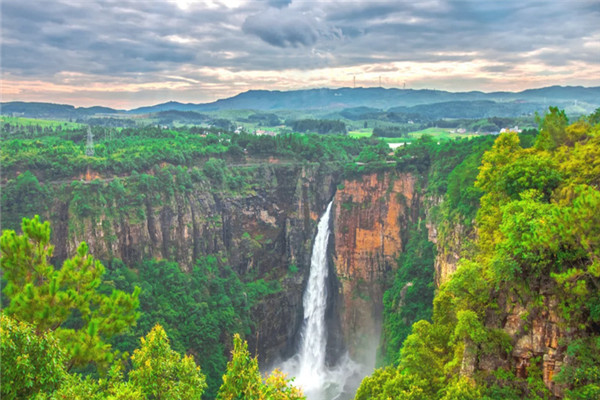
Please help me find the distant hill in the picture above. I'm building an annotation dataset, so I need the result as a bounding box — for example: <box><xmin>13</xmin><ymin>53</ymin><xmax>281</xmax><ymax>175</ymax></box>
<box><xmin>130</xmin><ymin>101</ymin><xmax>206</xmax><ymax>114</ymax></box>
<box><xmin>127</xmin><ymin>85</ymin><xmax>600</xmax><ymax>114</ymax></box>
<box><xmin>130</xmin><ymin>87</ymin><xmax>490</xmax><ymax>113</ymax></box>
<box><xmin>0</xmin><ymin>102</ymin><xmax>120</xmax><ymax>119</ymax></box>
<box><xmin>387</xmin><ymin>100</ymin><xmax>545</xmax><ymax>119</ymax></box>
<box><xmin>2</xmin><ymin>86</ymin><xmax>598</xmax><ymax>120</ymax></box>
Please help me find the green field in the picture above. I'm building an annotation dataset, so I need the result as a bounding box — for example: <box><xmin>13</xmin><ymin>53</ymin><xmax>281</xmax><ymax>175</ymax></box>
<box><xmin>403</xmin><ymin>127</ymin><xmax>478</xmax><ymax>141</ymax></box>
<box><xmin>1</xmin><ymin>116</ymin><xmax>84</xmax><ymax>129</ymax></box>
<box><xmin>408</xmin><ymin>127</ymin><xmax>474</xmax><ymax>137</ymax></box>
<box><xmin>347</xmin><ymin>128</ymin><xmax>373</xmax><ymax>138</ymax></box>
<box><xmin>349</xmin><ymin>126</ymin><xmax>480</xmax><ymax>143</ymax></box>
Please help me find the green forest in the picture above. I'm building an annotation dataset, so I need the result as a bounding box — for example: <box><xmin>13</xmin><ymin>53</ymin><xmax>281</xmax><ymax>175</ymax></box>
<box><xmin>358</xmin><ymin>108</ymin><xmax>600</xmax><ymax>399</ymax></box>
<box><xmin>2</xmin><ymin>107</ymin><xmax>600</xmax><ymax>399</ymax></box>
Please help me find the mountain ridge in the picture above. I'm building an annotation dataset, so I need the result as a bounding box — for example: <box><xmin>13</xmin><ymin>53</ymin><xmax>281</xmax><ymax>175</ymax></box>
<box><xmin>2</xmin><ymin>85</ymin><xmax>598</xmax><ymax>118</ymax></box>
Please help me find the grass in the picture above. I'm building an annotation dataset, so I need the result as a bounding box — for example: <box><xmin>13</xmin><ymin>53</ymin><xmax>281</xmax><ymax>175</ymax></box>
<box><xmin>348</xmin><ymin>126</ymin><xmax>480</xmax><ymax>143</ymax></box>
<box><xmin>347</xmin><ymin>128</ymin><xmax>373</xmax><ymax>138</ymax></box>
<box><xmin>381</xmin><ymin>128</ymin><xmax>480</xmax><ymax>144</ymax></box>
<box><xmin>406</xmin><ymin>127</ymin><xmax>478</xmax><ymax>141</ymax></box>
<box><xmin>1</xmin><ymin>116</ymin><xmax>85</xmax><ymax>129</ymax></box>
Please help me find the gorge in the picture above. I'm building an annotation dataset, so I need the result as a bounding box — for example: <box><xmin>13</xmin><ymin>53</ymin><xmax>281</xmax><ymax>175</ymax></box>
<box><xmin>2</xmin><ymin>152</ymin><xmax>432</xmax><ymax>397</ymax></box>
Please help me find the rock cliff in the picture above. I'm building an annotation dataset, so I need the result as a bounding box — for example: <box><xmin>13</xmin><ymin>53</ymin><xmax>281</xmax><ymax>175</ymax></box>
<box><xmin>40</xmin><ymin>162</ymin><xmax>341</xmax><ymax>363</ymax></box>
<box><xmin>332</xmin><ymin>172</ymin><xmax>419</xmax><ymax>364</ymax></box>
<box><xmin>478</xmin><ymin>281</ymin><xmax>568</xmax><ymax>397</ymax></box>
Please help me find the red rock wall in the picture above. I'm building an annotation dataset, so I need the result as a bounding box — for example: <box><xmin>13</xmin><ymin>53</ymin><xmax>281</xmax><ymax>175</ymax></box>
<box><xmin>332</xmin><ymin>172</ymin><xmax>418</xmax><ymax>363</ymax></box>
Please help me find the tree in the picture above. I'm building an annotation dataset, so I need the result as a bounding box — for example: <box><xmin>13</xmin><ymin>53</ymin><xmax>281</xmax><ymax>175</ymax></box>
<box><xmin>589</xmin><ymin>108</ymin><xmax>600</xmax><ymax>125</ymax></box>
<box><xmin>129</xmin><ymin>324</ymin><xmax>207</xmax><ymax>400</ymax></box>
<box><xmin>217</xmin><ymin>334</ymin><xmax>264</xmax><ymax>400</ymax></box>
<box><xmin>0</xmin><ymin>170</ymin><xmax>49</xmax><ymax>230</ymax></box>
<box><xmin>217</xmin><ymin>334</ymin><xmax>304</xmax><ymax>400</ymax></box>
<box><xmin>0</xmin><ymin>216</ymin><xmax>140</xmax><ymax>370</ymax></box>
<box><xmin>0</xmin><ymin>314</ymin><xmax>66</xmax><ymax>400</ymax></box>
<box><xmin>203</xmin><ymin>158</ymin><xmax>226</xmax><ymax>185</ymax></box>
<box><xmin>46</xmin><ymin>363</ymin><xmax>142</xmax><ymax>400</ymax></box>
<box><xmin>535</xmin><ymin>106</ymin><xmax>568</xmax><ymax>150</ymax></box>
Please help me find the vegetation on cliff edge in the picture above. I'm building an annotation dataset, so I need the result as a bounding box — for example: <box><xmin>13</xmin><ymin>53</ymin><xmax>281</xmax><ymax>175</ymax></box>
<box><xmin>357</xmin><ymin>108</ymin><xmax>600</xmax><ymax>398</ymax></box>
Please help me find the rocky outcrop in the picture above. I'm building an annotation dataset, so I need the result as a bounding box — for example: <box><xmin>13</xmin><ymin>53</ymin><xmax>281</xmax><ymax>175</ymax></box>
<box><xmin>332</xmin><ymin>172</ymin><xmax>419</xmax><ymax>364</ymax></box>
<box><xmin>425</xmin><ymin>195</ymin><xmax>473</xmax><ymax>287</ymax></box>
<box><xmin>427</xmin><ymin>217</ymin><xmax>470</xmax><ymax>286</ymax></box>
<box><xmin>476</xmin><ymin>284</ymin><xmax>568</xmax><ymax>397</ymax></box>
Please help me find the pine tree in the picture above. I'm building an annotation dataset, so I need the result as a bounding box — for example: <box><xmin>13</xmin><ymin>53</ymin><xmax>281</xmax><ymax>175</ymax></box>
<box><xmin>0</xmin><ymin>215</ymin><xmax>140</xmax><ymax>370</ymax></box>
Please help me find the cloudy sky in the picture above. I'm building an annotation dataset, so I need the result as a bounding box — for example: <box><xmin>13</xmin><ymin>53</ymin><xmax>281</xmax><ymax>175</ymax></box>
<box><xmin>2</xmin><ymin>0</ymin><xmax>599</xmax><ymax>108</ymax></box>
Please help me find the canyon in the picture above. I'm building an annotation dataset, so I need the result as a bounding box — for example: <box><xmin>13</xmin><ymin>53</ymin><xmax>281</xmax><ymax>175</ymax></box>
<box><xmin>10</xmin><ymin>158</ymin><xmax>573</xmax><ymax>398</ymax></box>
<box><xmin>33</xmin><ymin>162</ymin><xmax>427</xmax><ymax>368</ymax></box>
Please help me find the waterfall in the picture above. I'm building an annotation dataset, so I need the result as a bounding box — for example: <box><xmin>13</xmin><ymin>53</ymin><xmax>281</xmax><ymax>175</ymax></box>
<box><xmin>279</xmin><ymin>201</ymin><xmax>361</xmax><ymax>400</ymax></box>
<box><xmin>296</xmin><ymin>201</ymin><xmax>333</xmax><ymax>389</ymax></box>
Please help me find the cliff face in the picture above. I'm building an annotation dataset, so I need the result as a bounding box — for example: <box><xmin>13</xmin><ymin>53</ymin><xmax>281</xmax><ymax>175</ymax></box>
<box><xmin>39</xmin><ymin>163</ymin><xmax>427</xmax><ymax>366</ymax></box>
<box><xmin>500</xmin><ymin>295</ymin><xmax>565</xmax><ymax>396</ymax></box>
<box><xmin>425</xmin><ymin>195</ymin><xmax>474</xmax><ymax>287</ymax></box>
<box><xmin>426</xmin><ymin>217</ymin><xmax>469</xmax><ymax>286</ymax></box>
<box><xmin>472</xmin><ymin>280</ymin><xmax>568</xmax><ymax>397</ymax></box>
<box><xmin>332</xmin><ymin>172</ymin><xmax>419</xmax><ymax>364</ymax></box>
<box><xmin>43</xmin><ymin>162</ymin><xmax>340</xmax><ymax>363</ymax></box>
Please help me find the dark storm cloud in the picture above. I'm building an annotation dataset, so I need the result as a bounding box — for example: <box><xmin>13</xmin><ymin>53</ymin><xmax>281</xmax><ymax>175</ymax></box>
<box><xmin>266</xmin><ymin>0</ymin><xmax>292</xmax><ymax>8</ymax></box>
<box><xmin>3</xmin><ymin>0</ymin><xmax>598</xmax><ymax>75</ymax></box>
<box><xmin>1</xmin><ymin>0</ymin><xmax>239</xmax><ymax>77</ymax></box>
<box><xmin>242</xmin><ymin>7</ymin><xmax>341</xmax><ymax>48</ymax></box>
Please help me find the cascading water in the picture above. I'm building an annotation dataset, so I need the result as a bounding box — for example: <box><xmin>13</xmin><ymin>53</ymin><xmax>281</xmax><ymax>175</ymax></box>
<box><xmin>279</xmin><ymin>201</ymin><xmax>362</xmax><ymax>400</ymax></box>
<box><xmin>296</xmin><ymin>201</ymin><xmax>333</xmax><ymax>389</ymax></box>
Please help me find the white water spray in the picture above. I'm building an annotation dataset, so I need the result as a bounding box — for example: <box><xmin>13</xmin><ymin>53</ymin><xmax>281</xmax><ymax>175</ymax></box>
<box><xmin>279</xmin><ymin>201</ymin><xmax>362</xmax><ymax>400</ymax></box>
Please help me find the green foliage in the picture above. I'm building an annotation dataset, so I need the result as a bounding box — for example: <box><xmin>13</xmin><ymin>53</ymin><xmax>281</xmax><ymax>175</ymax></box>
<box><xmin>287</xmin><ymin>119</ymin><xmax>346</xmax><ymax>134</ymax></box>
<box><xmin>0</xmin><ymin>170</ymin><xmax>50</xmax><ymax>230</ymax></box>
<box><xmin>217</xmin><ymin>333</ymin><xmax>304</xmax><ymax>400</ymax></box>
<box><xmin>380</xmin><ymin>222</ymin><xmax>435</xmax><ymax>365</ymax></box>
<box><xmin>204</xmin><ymin>158</ymin><xmax>227</xmax><ymax>185</ymax></box>
<box><xmin>104</xmin><ymin>256</ymin><xmax>279</xmax><ymax>398</ymax></box>
<box><xmin>130</xmin><ymin>324</ymin><xmax>207</xmax><ymax>400</ymax></box>
<box><xmin>33</xmin><ymin>325</ymin><xmax>207</xmax><ymax>400</ymax></box>
<box><xmin>216</xmin><ymin>334</ymin><xmax>263</xmax><ymax>399</ymax></box>
<box><xmin>0</xmin><ymin>314</ymin><xmax>66</xmax><ymax>400</ymax></box>
<box><xmin>589</xmin><ymin>108</ymin><xmax>600</xmax><ymax>125</ymax></box>
<box><xmin>0</xmin><ymin>216</ymin><xmax>140</xmax><ymax>370</ymax></box>
<box><xmin>45</xmin><ymin>364</ymin><xmax>142</xmax><ymax>400</ymax></box>
<box><xmin>358</xmin><ymin>109</ymin><xmax>600</xmax><ymax>399</ymax></box>
<box><xmin>356</xmin><ymin>140</ymin><xmax>390</xmax><ymax>163</ymax></box>
<box><xmin>355</xmin><ymin>366</ymin><xmax>427</xmax><ymax>400</ymax></box>
<box><xmin>535</xmin><ymin>106</ymin><xmax>568</xmax><ymax>150</ymax></box>
<box><xmin>0</xmin><ymin>124</ymin><xmax>374</xmax><ymax>182</ymax></box>
<box><xmin>440</xmin><ymin>377</ymin><xmax>482</xmax><ymax>400</ymax></box>
<box><xmin>372</xmin><ymin>125</ymin><xmax>410</xmax><ymax>138</ymax></box>
<box><xmin>554</xmin><ymin>338</ymin><xmax>600</xmax><ymax>399</ymax></box>
<box><xmin>494</xmin><ymin>152</ymin><xmax>562</xmax><ymax>201</ymax></box>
